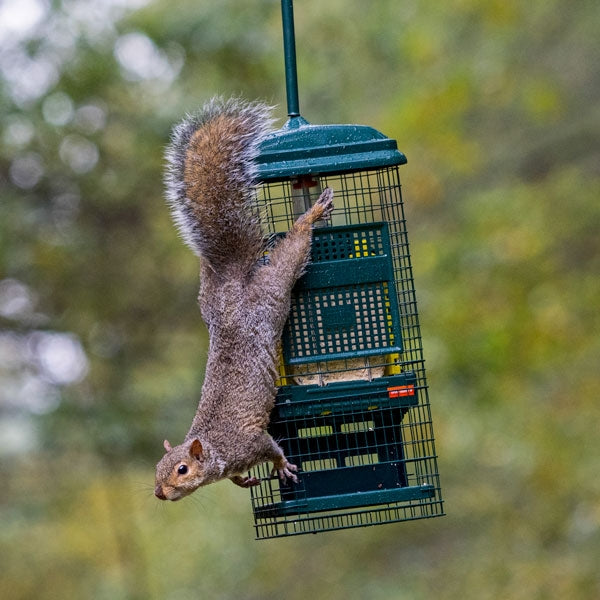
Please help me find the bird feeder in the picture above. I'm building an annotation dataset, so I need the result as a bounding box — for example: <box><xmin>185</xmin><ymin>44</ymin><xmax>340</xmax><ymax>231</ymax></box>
<box><xmin>249</xmin><ymin>0</ymin><xmax>444</xmax><ymax>539</ymax></box>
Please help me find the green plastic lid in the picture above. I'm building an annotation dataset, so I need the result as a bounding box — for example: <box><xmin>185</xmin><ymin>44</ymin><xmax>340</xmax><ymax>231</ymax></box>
<box><xmin>256</xmin><ymin>116</ymin><xmax>407</xmax><ymax>181</ymax></box>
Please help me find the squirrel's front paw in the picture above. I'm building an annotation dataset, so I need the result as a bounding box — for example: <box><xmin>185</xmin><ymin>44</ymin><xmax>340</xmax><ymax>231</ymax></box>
<box><xmin>230</xmin><ymin>475</ymin><xmax>261</xmax><ymax>488</ymax></box>
<box><xmin>271</xmin><ymin>460</ymin><xmax>298</xmax><ymax>484</ymax></box>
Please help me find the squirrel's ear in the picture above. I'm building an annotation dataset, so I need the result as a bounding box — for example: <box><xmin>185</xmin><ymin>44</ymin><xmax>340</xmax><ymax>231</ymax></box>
<box><xmin>189</xmin><ymin>438</ymin><xmax>203</xmax><ymax>460</ymax></box>
<box><xmin>163</xmin><ymin>439</ymin><xmax>172</xmax><ymax>452</ymax></box>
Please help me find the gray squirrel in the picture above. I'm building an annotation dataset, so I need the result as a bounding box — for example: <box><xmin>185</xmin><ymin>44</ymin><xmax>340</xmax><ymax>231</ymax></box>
<box><xmin>154</xmin><ymin>97</ymin><xmax>334</xmax><ymax>501</ymax></box>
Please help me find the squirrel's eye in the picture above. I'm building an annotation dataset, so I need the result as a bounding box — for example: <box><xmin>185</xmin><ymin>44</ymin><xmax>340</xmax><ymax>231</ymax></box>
<box><xmin>177</xmin><ymin>464</ymin><xmax>188</xmax><ymax>475</ymax></box>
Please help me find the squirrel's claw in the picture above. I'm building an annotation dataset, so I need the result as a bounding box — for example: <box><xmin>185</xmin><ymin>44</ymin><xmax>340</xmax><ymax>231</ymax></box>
<box><xmin>272</xmin><ymin>460</ymin><xmax>298</xmax><ymax>484</ymax></box>
<box><xmin>316</xmin><ymin>187</ymin><xmax>334</xmax><ymax>221</ymax></box>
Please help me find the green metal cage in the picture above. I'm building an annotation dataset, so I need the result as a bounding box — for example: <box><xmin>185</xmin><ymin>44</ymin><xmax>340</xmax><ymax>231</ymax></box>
<box><xmin>249</xmin><ymin>162</ymin><xmax>444</xmax><ymax>538</ymax></box>
<box><xmin>247</xmin><ymin>0</ymin><xmax>444</xmax><ymax>539</ymax></box>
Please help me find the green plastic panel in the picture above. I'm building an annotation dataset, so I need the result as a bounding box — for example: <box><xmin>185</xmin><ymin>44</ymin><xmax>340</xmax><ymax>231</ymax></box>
<box><xmin>257</xmin><ymin>117</ymin><xmax>407</xmax><ymax>181</ymax></box>
<box><xmin>255</xmin><ymin>483</ymin><xmax>435</xmax><ymax>518</ymax></box>
<box><xmin>282</xmin><ymin>223</ymin><xmax>403</xmax><ymax>365</ymax></box>
<box><xmin>274</xmin><ymin>373</ymin><xmax>418</xmax><ymax>419</ymax></box>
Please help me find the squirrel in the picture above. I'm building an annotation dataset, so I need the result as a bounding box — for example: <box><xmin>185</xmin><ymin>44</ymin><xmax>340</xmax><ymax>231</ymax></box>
<box><xmin>154</xmin><ymin>97</ymin><xmax>334</xmax><ymax>501</ymax></box>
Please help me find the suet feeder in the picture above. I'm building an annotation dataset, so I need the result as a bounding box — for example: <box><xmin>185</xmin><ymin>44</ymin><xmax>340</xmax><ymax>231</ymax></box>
<box><xmin>249</xmin><ymin>0</ymin><xmax>444</xmax><ymax>538</ymax></box>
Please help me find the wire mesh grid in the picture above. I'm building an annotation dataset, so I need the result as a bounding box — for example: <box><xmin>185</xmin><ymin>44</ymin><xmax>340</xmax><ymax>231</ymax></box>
<box><xmin>250</xmin><ymin>166</ymin><xmax>443</xmax><ymax>538</ymax></box>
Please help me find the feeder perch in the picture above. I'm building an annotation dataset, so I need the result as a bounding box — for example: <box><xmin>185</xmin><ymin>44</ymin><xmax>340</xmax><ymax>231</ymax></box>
<box><xmin>249</xmin><ymin>0</ymin><xmax>444</xmax><ymax>539</ymax></box>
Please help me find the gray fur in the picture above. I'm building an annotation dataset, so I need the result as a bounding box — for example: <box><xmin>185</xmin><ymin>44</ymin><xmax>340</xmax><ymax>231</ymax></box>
<box><xmin>154</xmin><ymin>98</ymin><xmax>334</xmax><ymax>502</ymax></box>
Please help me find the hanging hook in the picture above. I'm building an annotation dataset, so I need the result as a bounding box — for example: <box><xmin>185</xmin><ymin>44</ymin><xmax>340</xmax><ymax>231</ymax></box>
<box><xmin>281</xmin><ymin>0</ymin><xmax>300</xmax><ymax>119</ymax></box>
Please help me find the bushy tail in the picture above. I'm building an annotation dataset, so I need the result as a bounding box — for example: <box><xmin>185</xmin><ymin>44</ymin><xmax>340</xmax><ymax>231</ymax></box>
<box><xmin>164</xmin><ymin>97</ymin><xmax>273</xmax><ymax>270</ymax></box>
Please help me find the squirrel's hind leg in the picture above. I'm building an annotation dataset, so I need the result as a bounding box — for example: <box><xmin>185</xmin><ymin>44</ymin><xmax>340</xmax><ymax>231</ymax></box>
<box><xmin>292</xmin><ymin>187</ymin><xmax>334</xmax><ymax>231</ymax></box>
<box><xmin>260</xmin><ymin>188</ymin><xmax>334</xmax><ymax>290</ymax></box>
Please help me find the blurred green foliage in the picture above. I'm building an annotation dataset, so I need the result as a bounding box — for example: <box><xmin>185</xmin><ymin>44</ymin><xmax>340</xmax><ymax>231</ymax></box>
<box><xmin>1</xmin><ymin>0</ymin><xmax>598</xmax><ymax>598</ymax></box>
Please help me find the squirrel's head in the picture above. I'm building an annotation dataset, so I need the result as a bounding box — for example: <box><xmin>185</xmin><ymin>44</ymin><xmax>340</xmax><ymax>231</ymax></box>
<box><xmin>154</xmin><ymin>438</ymin><xmax>209</xmax><ymax>501</ymax></box>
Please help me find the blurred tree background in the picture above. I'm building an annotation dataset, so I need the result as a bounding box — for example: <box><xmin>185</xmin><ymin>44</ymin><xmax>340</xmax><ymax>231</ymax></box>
<box><xmin>1</xmin><ymin>0</ymin><xmax>598</xmax><ymax>598</ymax></box>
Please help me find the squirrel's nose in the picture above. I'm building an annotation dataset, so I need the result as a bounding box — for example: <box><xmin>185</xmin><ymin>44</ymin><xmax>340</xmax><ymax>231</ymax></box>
<box><xmin>154</xmin><ymin>485</ymin><xmax>167</xmax><ymax>500</ymax></box>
